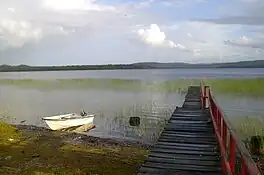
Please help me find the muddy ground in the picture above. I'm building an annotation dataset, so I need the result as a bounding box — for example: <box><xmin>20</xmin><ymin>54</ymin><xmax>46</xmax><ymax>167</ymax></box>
<box><xmin>0</xmin><ymin>123</ymin><xmax>150</xmax><ymax>175</ymax></box>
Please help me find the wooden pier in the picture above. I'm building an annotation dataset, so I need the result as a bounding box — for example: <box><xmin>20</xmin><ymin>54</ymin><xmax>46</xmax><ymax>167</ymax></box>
<box><xmin>138</xmin><ymin>85</ymin><xmax>262</xmax><ymax>175</ymax></box>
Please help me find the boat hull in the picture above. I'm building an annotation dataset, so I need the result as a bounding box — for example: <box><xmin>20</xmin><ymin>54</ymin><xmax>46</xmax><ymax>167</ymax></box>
<box><xmin>42</xmin><ymin>113</ymin><xmax>94</xmax><ymax>131</ymax></box>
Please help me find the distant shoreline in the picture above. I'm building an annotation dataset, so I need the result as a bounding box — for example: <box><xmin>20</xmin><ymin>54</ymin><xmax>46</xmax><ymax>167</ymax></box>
<box><xmin>2</xmin><ymin>67</ymin><xmax>264</xmax><ymax>73</ymax></box>
<box><xmin>1</xmin><ymin>60</ymin><xmax>264</xmax><ymax>72</ymax></box>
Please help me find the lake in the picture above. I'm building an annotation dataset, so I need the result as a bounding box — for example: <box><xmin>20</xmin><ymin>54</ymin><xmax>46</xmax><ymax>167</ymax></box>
<box><xmin>0</xmin><ymin>68</ymin><xmax>264</xmax><ymax>144</ymax></box>
<box><xmin>1</xmin><ymin>68</ymin><xmax>264</xmax><ymax>80</ymax></box>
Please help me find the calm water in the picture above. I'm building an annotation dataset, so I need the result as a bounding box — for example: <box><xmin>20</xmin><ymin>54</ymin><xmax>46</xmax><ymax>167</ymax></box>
<box><xmin>0</xmin><ymin>86</ymin><xmax>184</xmax><ymax>144</ymax></box>
<box><xmin>1</xmin><ymin>68</ymin><xmax>264</xmax><ymax>80</ymax></box>
<box><xmin>0</xmin><ymin>68</ymin><xmax>264</xmax><ymax>143</ymax></box>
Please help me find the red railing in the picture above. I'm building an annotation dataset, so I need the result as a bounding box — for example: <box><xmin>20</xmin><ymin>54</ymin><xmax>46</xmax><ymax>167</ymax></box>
<box><xmin>201</xmin><ymin>84</ymin><xmax>262</xmax><ymax>175</ymax></box>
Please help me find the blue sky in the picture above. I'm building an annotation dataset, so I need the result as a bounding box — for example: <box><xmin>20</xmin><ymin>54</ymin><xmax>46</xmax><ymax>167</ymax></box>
<box><xmin>0</xmin><ymin>0</ymin><xmax>264</xmax><ymax>65</ymax></box>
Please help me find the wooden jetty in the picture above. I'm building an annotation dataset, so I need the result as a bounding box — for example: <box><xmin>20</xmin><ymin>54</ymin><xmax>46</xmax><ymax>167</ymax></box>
<box><xmin>138</xmin><ymin>85</ymin><xmax>262</xmax><ymax>175</ymax></box>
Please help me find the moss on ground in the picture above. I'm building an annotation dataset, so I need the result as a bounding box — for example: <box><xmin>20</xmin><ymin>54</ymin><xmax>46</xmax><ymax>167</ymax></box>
<box><xmin>0</xmin><ymin>122</ymin><xmax>149</xmax><ymax>175</ymax></box>
<box><xmin>0</xmin><ymin>122</ymin><xmax>22</xmax><ymax>145</ymax></box>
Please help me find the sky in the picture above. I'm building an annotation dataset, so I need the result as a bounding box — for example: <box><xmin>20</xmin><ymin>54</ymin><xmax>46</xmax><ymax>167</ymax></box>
<box><xmin>0</xmin><ymin>0</ymin><xmax>264</xmax><ymax>65</ymax></box>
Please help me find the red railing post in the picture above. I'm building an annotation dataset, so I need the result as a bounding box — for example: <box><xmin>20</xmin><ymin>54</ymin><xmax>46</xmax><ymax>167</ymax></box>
<box><xmin>200</xmin><ymin>85</ymin><xmax>204</xmax><ymax>108</ymax></box>
<box><xmin>207</xmin><ymin>85</ymin><xmax>262</xmax><ymax>175</ymax></box>
<box><xmin>223</xmin><ymin>122</ymin><xmax>227</xmax><ymax>151</ymax></box>
<box><xmin>220</xmin><ymin>113</ymin><xmax>223</xmax><ymax>138</ymax></box>
<box><xmin>221</xmin><ymin>154</ymin><xmax>227</xmax><ymax>174</ymax></box>
<box><xmin>216</xmin><ymin>110</ymin><xmax>220</xmax><ymax>133</ymax></box>
<box><xmin>241</xmin><ymin>157</ymin><xmax>247</xmax><ymax>175</ymax></box>
<box><xmin>203</xmin><ymin>86</ymin><xmax>207</xmax><ymax>108</ymax></box>
<box><xmin>230</xmin><ymin>135</ymin><xmax>236</xmax><ymax>174</ymax></box>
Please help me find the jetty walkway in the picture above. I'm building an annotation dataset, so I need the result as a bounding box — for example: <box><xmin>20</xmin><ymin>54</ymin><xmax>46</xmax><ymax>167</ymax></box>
<box><xmin>138</xmin><ymin>85</ymin><xmax>262</xmax><ymax>175</ymax></box>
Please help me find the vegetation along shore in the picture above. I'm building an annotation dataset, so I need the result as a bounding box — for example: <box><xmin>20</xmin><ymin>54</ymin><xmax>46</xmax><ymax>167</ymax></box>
<box><xmin>0</xmin><ymin>78</ymin><xmax>263</xmax><ymax>96</ymax></box>
<box><xmin>1</xmin><ymin>60</ymin><xmax>264</xmax><ymax>72</ymax></box>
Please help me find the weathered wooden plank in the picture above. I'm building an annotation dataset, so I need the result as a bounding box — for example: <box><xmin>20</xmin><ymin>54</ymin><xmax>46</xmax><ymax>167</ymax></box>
<box><xmin>148</xmin><ymin>152</ymin><xmax>220</xmax><ymax>161</ymax></box>
<box><xmin>137</xmin><ymin>86</ymin><xmax>222</xmax><ymax>174</ymax></box>
<box><xmin>145</xmin><ymin>156</ymin><xmax>221</xmax><ymax>166</ymax></box>
<box><xmin>160</xmin><ymin>132</ymin><xmax>216</xmax><ymax>139</ymax></box>
<box><xmin>140</xmin><ymin>162</ymin><xmax>222</xmax><ymax>172</ymax></box>
<box><xmin>153</xmin><ymin>144</ymin><xmax>218</xmax><ymax>152</ymax></box>
<box><xmin>156</xmin><ymin>141</ymin><xmax>217</xmax><ymax>148</ymax></box>
<box><xmin>157</xmin><ymin>138</ymin><xmax>218</xmax><ymax>145</ymax></box>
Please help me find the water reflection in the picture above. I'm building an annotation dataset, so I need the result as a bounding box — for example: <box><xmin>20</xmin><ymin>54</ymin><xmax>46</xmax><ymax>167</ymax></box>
<box><xmin>0</xmin><ymin>86</ymin><xmax>185</xmax><ymax>144</ymax></box>
<box><xmin>1</xmin><ymin>85</ymin><xmax>264</xmax><ymax>144</ymax></box>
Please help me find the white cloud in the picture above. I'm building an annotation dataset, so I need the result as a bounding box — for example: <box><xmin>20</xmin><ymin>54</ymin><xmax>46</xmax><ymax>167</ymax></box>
<box><xmin>0</xmin><ymin>0</ymin><xmax>123</xmax><ymax>49</ymax></box>
<box><xmin>0</xmin><ymin>0</ymin><xmax>158</xmax><ymax>51</ymax></box>
<box><xmin>224</xmin><ymin>35</ymin><xmax>264</xmax><ymax>50</ymax></box>
<box><xmin>0</xmin><ymin>18</ymin><xmax>73</xmax><ymax>48</ymax></box>
<box><xmin>0</xmin><ymin>19</ymin><xmax>42</xmax><ymax>47</ymax></box>
<box><xmin>240</xmin><ymin>36</ymin><xmax>250</xmax><ymax>42</ymax></box>
<box><xmin>0</xmin><ymin>0</ymin><xmax>264</xmax><ymax>64</ymax></box>
<box><xmin>137</xmin><ymin>24</ymin><xmax>194</xmax><ymax>52</ymax></box>
<box><xmin>159</xmin><ymin>0</ymin><xmax>208</xmax><ymax>7</ymax></box>
<box><xmin>138</xmin><ymin>24</ymin><xmax>166</xmax><ymax>45</ymax></box>
<box><xmin>162</xmin><ymin>21</ymin><xmax>253</xmax><ymax>62</ymax></box>
<box><xmin>134</xmin><ymin>0</ymin><xmax>154</xmax><ymax>9</ymax></box>
<box><xmin>42</xmin><ymin>0</ymin><xmax>116</xmax><ymax>12</ymax></box>
<box><xmin>7</xmin><ymin>7</ymin><xmax>15</xmax><ymax>13</ymax></box>
<box><xmin>187</xmin><ymin>33</ymin><xmax>192</xmax><ymax>38</ymax></box>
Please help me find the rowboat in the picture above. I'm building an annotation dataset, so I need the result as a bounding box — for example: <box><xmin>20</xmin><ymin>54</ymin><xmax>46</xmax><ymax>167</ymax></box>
<box><xmin>42</xmin><ymin>112</ymin><xmax>95</xmax><ymax>131</ymax></box>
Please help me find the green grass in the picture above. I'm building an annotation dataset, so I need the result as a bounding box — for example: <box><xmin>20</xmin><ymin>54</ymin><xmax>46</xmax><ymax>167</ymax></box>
<box><xmin>0</xmin><ymin>121</ymin><xmax>22</xmax><ymax>145</ymax></box>
<box><xmin>0</xmin><ymin>78</ymin><xmax>197</xmax><ymax>94</ymax></box>
<box><xmin>0</xmin><ymin>78</ymin><xmax>264</xmax><ymax>96</ymax></box>
<box><xmin>230</xmin><ymin>116</ymin><xmax>264</xmax><ymax>140</ymax></box>
<box><xmin>203</xmin><ymin>78</ymin><xmax>264</xmax><ymax>96</ymax></box>
<box><xmin>0</xmin><ymin>122</ymin><xmax>149</xmax><ymax>175</ymax></box>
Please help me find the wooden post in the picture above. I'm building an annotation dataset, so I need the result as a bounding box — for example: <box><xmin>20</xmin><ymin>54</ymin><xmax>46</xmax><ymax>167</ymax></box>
<box><xmin>241</xmin><ymin>157</ymin><xmax>247</xmax><ymax>175</ymax></box>
<box><xmin>203</xmin><ymin>86</ymin><xmax>207</xmax><ymax>108</ymax></box>
<box><xmin>223</xmin><ymin>122</ymin><xmax>227</xmax><ymax>151</ymax></box>
<box><xmin>230</xmin><ymin>135</ymin><xmax>236</xmax><ymax>174</ymax></box>
<box><xmin>249</xmin><ymin>135</ymin><xmax>264</xmax><ymax>155</ymax></box>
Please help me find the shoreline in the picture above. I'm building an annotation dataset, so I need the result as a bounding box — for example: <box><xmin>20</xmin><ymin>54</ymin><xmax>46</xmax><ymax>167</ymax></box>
<box><xmin>15</xmin><ymin>124</ymin><xmax>152</xmax><ymax>149</ymax></box>
<box><xmin>0</xmin><ymin>123</ymin><xmax>150</xmax><ymax>175</ymax></box>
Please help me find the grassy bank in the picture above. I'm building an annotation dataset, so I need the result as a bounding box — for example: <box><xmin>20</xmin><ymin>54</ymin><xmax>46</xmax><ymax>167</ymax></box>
<box><xmin>0</xmin><ymin>78</ymin><xmax>263</xmax><ymax>96</ymax></box>
<box><xmin>0</xmin><ymin>122</ymin><xmax>149</xmax><ymax>175</ymax></box>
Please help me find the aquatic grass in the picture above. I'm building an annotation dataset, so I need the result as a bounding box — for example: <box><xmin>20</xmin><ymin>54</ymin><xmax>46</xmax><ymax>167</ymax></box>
<box><xmin>229</xmin><ymin>116</ymin><xmax>264</xmax><ymax>140</ymax></box>
<box><xmin>0</xmin><ymin>78</ymin><xmax>264</xmax><ymax>96</ymax></box>
<box><xmin>203</xmin><ymin>78</ymin><xmax>264</xmax><ymax>96</ymax></box>
<box><xmin>0</xmin><ymin>78</ymin><xmax>198</xmax><ymax>93</ymax></box>
<box><xmin>108</xmin><ymin>103</ymin><xmax>172</xmax><ymax>143</ymax></box>
<box><xmin>0</xmin><ymin>79</ymin><xmax>150</xmax><ymax>92</ymax></box>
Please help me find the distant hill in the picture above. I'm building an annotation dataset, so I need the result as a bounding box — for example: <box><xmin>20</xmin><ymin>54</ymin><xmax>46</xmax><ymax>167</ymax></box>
<box><xmin>0</xmin><ymin>60</ymin><xmax>264</xmax><ymax>72</ymax></box>
<box><xmin>132</xmin><ymin>60</ymin><xmax>264</xmax><ymax>68</ymax></box>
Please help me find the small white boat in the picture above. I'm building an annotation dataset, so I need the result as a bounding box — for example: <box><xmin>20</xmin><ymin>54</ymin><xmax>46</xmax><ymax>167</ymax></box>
<box><xmin>42</xmin><ymin>111</ymin><xmax>95</xmax><ymax>131</ymax></box>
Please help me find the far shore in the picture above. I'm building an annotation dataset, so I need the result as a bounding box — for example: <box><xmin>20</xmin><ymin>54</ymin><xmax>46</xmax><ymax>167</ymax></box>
<box><xmin>1</xmin><ymin>60</ymin><xmax>264</xmax><ymax>72</ymax></box>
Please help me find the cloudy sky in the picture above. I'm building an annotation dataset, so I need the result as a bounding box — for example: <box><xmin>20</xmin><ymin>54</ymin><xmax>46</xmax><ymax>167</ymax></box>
<box><xmin>0</xmin><ymin>0</ymin><xmax>264</xmax><ymax>65</ymax></box>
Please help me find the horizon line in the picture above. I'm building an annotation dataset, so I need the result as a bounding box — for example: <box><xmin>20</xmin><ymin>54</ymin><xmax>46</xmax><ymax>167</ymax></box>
<box><xmin>1</xmin><ymin>59</ymin><xmax>263</xmax><ymax>67</ymax></box>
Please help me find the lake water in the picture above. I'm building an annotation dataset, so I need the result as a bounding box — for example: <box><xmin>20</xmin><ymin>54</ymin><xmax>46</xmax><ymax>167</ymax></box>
<box><xmin>1</xmin><ymin>68</ymin><xmax>264</xmax><ymax>80</ymax></box>
<box><xmin>0</xmin><ymin>68</ymin><xmax>264</xmax><ymax>143</ymax></box>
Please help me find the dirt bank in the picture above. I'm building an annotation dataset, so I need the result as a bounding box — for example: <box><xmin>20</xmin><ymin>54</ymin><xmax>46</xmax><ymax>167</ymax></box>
<box><xmin>0</xmin><ymin>123</ymin><xmax>150</xmax><ymax>175</ymax></box>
